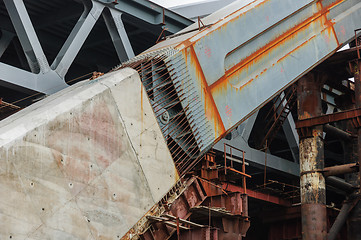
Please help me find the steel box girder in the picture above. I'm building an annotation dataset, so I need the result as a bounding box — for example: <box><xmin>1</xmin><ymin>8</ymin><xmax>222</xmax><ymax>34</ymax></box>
<box><xmin>138</xmin><ymin>0</ymin><xmax>361</xmax><ymax>159</ymax></box>
<box><xmin>95</xmin><ymin>0</ymin><xmax>194</xmax><ymax>33</ymax></box>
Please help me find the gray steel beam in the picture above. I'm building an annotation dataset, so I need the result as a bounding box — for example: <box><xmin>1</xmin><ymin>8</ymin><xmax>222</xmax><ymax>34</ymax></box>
<box><xmin>214</xmin><ymin>136</ymin><xmax>300</xmax><ymax>176</ymax></box>
<box><xmin>282</xmin><ymin>118</ymin><xmax>299</xmax><ymax>162</ymax></box>
<box><xmin>103</xmin><ymin>9</ymin><xmax>135</xmax><ymax>62</ymax></box>
<box><xmin>0</xmin><ymin>0</ymin><xmax>191</xmax><ymax>95</ymax></box>
<box><xmin>1</xmin><ymin>0</ymin><xmax>68</xmax><ymax>94</ymax></box>
<box><xmin>239</xmin><ymin>111</ymin><xmax>258</xmax><ymax>142</ymax></box>
<box><xmin>13</xmin><ymin>39</ymin><xmax>30</xmax><ymax>70</ymax></box>
<box><xmin>51</xmin><ymin>0</ymin><xmax>104</xmax><ymax>78</ymax></box>
<box><xmin>0</xmin><ymin>30</ymin><xmax>13</xmax><ymax>58</ymax></box>
<box><xmin>0</xmin><ymin>62</ymin><xmax>67</xmax><ymax>94</ymax></box>
<box><xmin>215</xmin><ymin>109</ymin><xmax>299</xmax><ymax>176</ymax></box>
<box><xmin>0</xmin><ymin>63</ymin><xmax>36</xmax><ymax>91</ymax></box>
<box><xmin>276</xmin><ymin>92</ymin><xmax>299</xmax><ymax>162</ymax></box>
<box><xmin>96</xmin><ymin>0</ymin><xmax>193</xmax><ymax>33</ymax></box>
<box><xmin>3</xmin><ymin>0</ymin><xmax>50</xmax><ymax>74</ymax></box>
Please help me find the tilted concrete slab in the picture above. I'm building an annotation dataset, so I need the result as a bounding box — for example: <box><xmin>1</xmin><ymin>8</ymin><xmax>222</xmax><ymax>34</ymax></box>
<box><xmin>0</xmin><ymin>68</ymin><xmax>178</xmax><ymax>239</ymax></box>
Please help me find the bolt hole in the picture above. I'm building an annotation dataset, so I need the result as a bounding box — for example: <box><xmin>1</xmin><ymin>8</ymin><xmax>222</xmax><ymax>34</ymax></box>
<box><xmin>42</xmin><ymin>208</ymin><xmax>45</xmax><ymax>211</ymax></box>
<box><xmin>30</xmin><ymin>182</ymin><xmax>34</xmax><ymax>186</ymax></box>
<box><xmin>87</xmin><ymin>219</ymin><xmax>90</xmax><ymax>222</ymax></box>
<box><xmin>131</xmin><ymin>123</ymin><xmax>133</xmax><ymax>126</ymax></box>
<box><xmin>9</xmin><ymin>236</ymin><xmax>12</xmax><ymax>239</ymax></box>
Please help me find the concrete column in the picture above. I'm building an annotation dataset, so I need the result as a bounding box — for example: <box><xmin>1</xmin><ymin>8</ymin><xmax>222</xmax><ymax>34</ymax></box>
<box><xmin>348</xmin><ymin>60</ymin><xmax>361</xmax><ymax>239</ymax></box>
<box><xmin>297</xmin><ymin>73</ymin><xmax>327</xmax><ymax>240</ymax></box>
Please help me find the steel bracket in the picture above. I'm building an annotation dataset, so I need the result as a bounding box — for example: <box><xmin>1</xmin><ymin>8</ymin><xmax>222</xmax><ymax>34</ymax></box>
<box><xmin>296</xmin><ymin>108</ymin><xmax>361</xmax><ymax>136</ymax></box>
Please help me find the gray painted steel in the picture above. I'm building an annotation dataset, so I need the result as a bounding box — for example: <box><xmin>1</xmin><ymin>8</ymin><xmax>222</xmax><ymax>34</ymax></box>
<box><xmin>96</xmin><ymin>0</ymin><xmax>193</xmax><ymax>33</ymax></box>
<box><xmin>122</xmin><ymin>0</ymin><xmax>361</xmax><ymax>174</ymax></box>
<box><xmin>0</xmin><ymin>0</ymin><xmax>192</xmax><ymax>94</ymax></box>
<box><xmin>170</xmin><ymin>0</ymin><xmax>237</xmax><ymax>21</ymax></box>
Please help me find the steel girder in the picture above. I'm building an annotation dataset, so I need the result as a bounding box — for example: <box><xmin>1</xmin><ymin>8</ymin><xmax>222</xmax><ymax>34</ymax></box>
<box><xmin>0</xmin><ymin>0</ymin><xmax>192</xmax><ymax>94</ymax></box>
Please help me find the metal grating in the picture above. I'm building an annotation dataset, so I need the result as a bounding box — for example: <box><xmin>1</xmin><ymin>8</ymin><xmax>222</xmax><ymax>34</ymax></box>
<box><xmin>118</xmin><ymin>48</ymin><xmax>211</xmax><ymax>175</ymax></box>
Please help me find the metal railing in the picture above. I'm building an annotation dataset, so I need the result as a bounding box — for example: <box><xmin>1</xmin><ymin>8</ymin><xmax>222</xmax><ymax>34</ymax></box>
<box><xmin>223</xmin><ymin>143</ymin><xmax>251</xmax><ymax>193</ymax></box>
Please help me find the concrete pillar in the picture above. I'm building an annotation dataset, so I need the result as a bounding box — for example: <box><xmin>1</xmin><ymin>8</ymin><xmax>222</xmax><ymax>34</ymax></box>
<box><xmin>347</xmin><ymin>60</ymin><xmax>361</xmax><ymax>240</ymax></box>
<box><xmin>297</xmin><ymin>73</ymin><xmax>327</xmax><ymax>240</ymax></box>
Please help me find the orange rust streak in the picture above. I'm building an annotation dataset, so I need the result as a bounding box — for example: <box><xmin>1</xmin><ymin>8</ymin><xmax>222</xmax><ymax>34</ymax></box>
<box><xmin>277</xmin><ymin>35</ymin><xmax>317</xmax><ymax>64</ymax></box>
<box><xmin>210</xmin><ymin>2</ymin><xmax>339</xmax><ymax>92</ymax></box>
<box><xmin>319</xmin><ymin>0</ymin><xmax>345</xmax><ymax>13</ymax></box>
<box><xmin>318</xmin><ymin>1</ymin><xmax>342</xmax><ymax>46</ymax></box>
<box><xmin>188</xmin><ymin>46</ymin><xmax>226</xmax><ymax>137</ymax></box>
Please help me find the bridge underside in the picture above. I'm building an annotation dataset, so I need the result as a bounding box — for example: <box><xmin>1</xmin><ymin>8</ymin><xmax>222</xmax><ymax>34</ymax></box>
<box><xmin>0</xmin><ymin>0</ymin><xmax>361</xmax><ymax>239</ymax></box>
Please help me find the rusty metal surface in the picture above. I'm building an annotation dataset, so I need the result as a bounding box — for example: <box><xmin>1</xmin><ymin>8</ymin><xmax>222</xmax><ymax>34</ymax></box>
<box><xmin>328</xmin><ymin>198</ymin><xmax>359</xmax><ymax>240</ymax></box>
<box><xmin>301</xmin><ymin>204</ymin><xmax>327</xmax><ymax>240</ymax></box>
<box><xmin>264</xmin><ymin>205</ymin><xmax>346</xmax><ymax>240</ymax></box>
<box><xmin>188</xmin><ymin>208</ymin><xmax>250</xmax><ymax>239</ymax></box>
<box><xmin>323</xmin><ymin>124</ymin><xmax>354</xmax><ymax>141</ymax></box>
<box><xmin>323</xmin><ymin>163</ymin><xmax>358</xmax><ymax>177</ymax></box>
<box><xmin>260</xmin><ymin>85</ymin><xmax>297</xmax><ymax>149</ymax></box>
<box><xmin>179</xmin><ymin>228</ymin><xmax>219</xmax><ymax>240</ymax></box>
<box><xmin>348</xmin><ymin>201</ymin><xmax>361</xmax><ymax>240</ymax></box>
<box><xmin>348</xmin><ymin>51</ymin><xmax>361</xmax><ymax>240</ymax></box>
<box><xmin>354</xmin><ymin>60</ymin><xmax>361</xmax><ymax>188</ymax></box>
<box><xmin>121</xmin><ymin>179</ymin><xmax>187</xmax><ymax>240</ymax></box>
<box><xmin>298</xmin><ymin>73</ymin><xmax>327</xmax><ymax>240</ymax></box>
<box><xmin>135</xmin><ymin>177</ymin><xmax>207</xmax><ymax>240</ymax></box>
<box><xmin>221</xmin><ymin>182</ymin><xmax>292</xmax><ymax>207</ymax></box>
<box><xmin>202</xmin><ymin>192</ymin><xmax>245</xmax><ymax>216</ymax></box>
<box><xmin>118</xmin><ymin>0</ymin><xmax>361</xmax><ymax>176</ymax></box>
<box><xmin>128</xmin><ymin>175</ymin><xmax>252</xmax><ymax>240</ymax></box>
<box><xmin>296</xmin><ymin>107</ymin><xmax>361</xmax><ymax>129</ymax></box>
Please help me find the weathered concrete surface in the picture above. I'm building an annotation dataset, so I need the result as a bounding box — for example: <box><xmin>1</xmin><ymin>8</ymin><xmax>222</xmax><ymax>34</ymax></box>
<box><xmin>0</xmin><ymin>68</ymin><xmax>178</xmax><ymax>239</ymax></box>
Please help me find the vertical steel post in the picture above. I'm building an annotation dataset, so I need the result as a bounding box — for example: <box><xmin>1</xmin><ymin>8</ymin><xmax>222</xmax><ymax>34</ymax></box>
<box><xmin>348</xmin><ymin>60</ymin><xmax>361</xmax><ymax>239</ymax></box>
<box><xmin>355</xmin><ymin>61</ymin><xmax>361</xmax><ymax>192</ymax></box>
<box><xmin>355</xmin><ymin>55</ymin><xmax>361</xmax><ymax>188</ymax></box>
<box><xmin>328</xmin><ymin>200</ymin><xmax>354</xmax><ymax>240</ymax></box>
<box><xmin>297</xmin><ymin>73</ymin><xmax>327</xmax><ymax>240</ymax></box>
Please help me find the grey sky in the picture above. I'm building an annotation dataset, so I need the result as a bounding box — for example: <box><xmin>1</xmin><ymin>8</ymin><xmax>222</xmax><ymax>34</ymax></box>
<box><xmin>151</xmin><ymin>0</ymin><xmax>203</xmax><ymax>8</ymax></box>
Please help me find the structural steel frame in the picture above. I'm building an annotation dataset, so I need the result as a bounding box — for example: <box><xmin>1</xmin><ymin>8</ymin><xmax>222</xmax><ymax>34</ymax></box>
<box><xmin>0</xmin><ymin>0</ymin><xmax>192</xmax><ymax>94</ymax></box>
